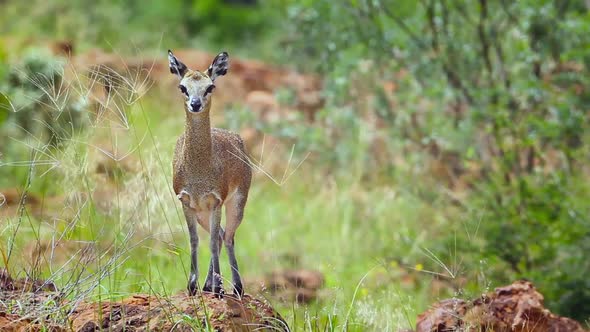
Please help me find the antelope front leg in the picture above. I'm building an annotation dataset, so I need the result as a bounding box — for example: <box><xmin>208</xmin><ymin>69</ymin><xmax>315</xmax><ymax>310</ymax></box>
<box><xmin>182</xmin><ymin>206</ymin><xmax>199</xmax><ymax>296</ymax></box>
<box><xmin>203</xmin><ymin>227</ymin><xmax>224</xmax><ymax>291</ymax></box>
<box><xmin>203</xmin><ymin>206</ymin><xmax>224</xmax><ymax>297</ymax></box>
<box><xmin>224</xmin><ymin>230</ymin><xmax>243</xmax><ymax>297</ymax></box>
<box><xmin>224</xmin><ymin>192</ymin><xmax>248</xmax><ymax>297</ymax></box>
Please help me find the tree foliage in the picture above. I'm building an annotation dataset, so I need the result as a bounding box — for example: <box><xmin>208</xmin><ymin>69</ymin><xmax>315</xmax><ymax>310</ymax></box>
<box><xmin>282</xmin><ymin>0</ymin><xmax>590</xmax><ymax>321</ymax></box>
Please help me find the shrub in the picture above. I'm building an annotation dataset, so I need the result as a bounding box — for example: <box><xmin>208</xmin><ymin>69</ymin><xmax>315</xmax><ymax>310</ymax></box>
<box><xmin>280</xmin><ymin>0</ymin><xmax>590</xmax><ymax>321</ymax></box>
<box><xmin>0</xmin><ymin>49</ymin><xmax>87</xmax><ymax>147</ymax></box>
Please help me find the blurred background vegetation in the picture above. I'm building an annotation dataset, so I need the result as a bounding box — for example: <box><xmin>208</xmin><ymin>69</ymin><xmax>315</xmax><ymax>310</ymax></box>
<box><xmin>0</xmin><ymin>0</ymin><xmax>589</xmax><ymax>330</ymax></box>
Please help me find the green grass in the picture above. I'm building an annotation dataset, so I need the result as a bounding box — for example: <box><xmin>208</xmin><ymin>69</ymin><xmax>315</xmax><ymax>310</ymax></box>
<box><xmin>0</xmin><ymin>80</ymin><xmax>479</xmax><ymax>331</ymax></box>
<box><xmin>2</xmin><ymin>0</ymin><xmax>590</xmax><ymax>328</ymax></box>
<box><xmin>0</xmin><ymin>37</ymin><xmax>505</xmax><ymax>330</ymax></box>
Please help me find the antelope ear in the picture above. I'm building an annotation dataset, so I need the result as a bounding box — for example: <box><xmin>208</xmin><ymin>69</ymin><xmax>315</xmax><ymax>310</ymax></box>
<box><xmin>207</xmin><ymin>52</ymin><xmax>229</xmax><ymax>82</ymax></box>
<box><xmin>168</xmin><ymin>50</ymin><xmax>188</xmax><ymax>78</ymax></box>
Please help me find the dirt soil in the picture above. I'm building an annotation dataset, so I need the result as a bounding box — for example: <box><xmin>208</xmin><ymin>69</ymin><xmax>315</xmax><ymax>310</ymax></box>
<box><xmin>415</xmin><ymin>280</ymin><xmax>588</xmax><ymax>332</ymax></box>
<box><xmin>246</xmin><ymin>269</ymin><xmax>324</xmax><ymax>304</ymax></box>
<box><xmin>0</xmin><ymin>270</ymin><xmax>289</xmax><ymax>331</ymax></box>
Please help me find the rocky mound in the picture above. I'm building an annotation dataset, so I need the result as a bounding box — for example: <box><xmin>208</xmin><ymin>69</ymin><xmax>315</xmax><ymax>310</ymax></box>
<box><xmin>0</xmin><ymin>270</ymin><xmax>289</xmax><ymax>332</ymax></box>
<box><xmin>69</xmin><ymin>293</ymin><xmax>288</xmax><ymax>332</ymax></box>
<box><xmin>416</xmin><ymin>280</ymin><xmax>588</xmax><ymax>332</ymax></box>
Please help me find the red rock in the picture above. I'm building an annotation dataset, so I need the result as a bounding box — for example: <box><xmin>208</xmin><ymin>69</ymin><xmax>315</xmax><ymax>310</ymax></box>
<box><xmin>416</xmin><ymin>280</ymin><xmax>588</xmax><ymax>332</ymax></box>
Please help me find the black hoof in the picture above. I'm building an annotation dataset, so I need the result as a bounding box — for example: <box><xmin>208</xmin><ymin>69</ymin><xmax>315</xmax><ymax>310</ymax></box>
<box><xmin>203</xmin><ymin>274</ymin><xmax>224</xmax><ymax>298</ymax></box>
<box><xmin>202</xmin><ymin>283</ymin><xmax>212</xmax><ymax>293</ymax></box>
<box><xmin>233</xmin><ymin>282</ymin><xmax>244</xmax><ymax>297</ymax></box>
<box><xmin>187</xmin><ymin>275</ymin><xmax>198</xmax><ymax>296</ymax></box>
<box><xmin>202</xmin><ymin>285</ymin><xmax>224</xmax><ymax>298</ymax></box>
<box><xmin>213</xmin><ymin>286</ymin><xmax>225</xmax><ymax>299</ymax></box>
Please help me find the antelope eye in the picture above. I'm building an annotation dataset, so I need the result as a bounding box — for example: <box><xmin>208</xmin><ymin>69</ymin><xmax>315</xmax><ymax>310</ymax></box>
<box><xmin>205</xmin><ymin>84</ymin><xmax>215</xmax><ymax>95</ymax></box>
<box><xmin>179</xmin><ymin>85</ymin><xmax>188</xmax><ymax>96</ymax></box>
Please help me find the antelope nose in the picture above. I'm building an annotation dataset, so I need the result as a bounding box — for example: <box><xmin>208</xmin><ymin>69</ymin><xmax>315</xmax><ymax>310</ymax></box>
<box><xmin>189</xmin><ymin>98</ymin><xmax>202</xmax><ymax>112</ymax></box>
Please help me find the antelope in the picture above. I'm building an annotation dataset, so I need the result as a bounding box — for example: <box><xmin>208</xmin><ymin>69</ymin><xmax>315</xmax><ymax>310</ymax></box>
<box><xmin>168</xmin><ymin>50</ymin><xmax>252</xmax><ymax>297</ymax></box>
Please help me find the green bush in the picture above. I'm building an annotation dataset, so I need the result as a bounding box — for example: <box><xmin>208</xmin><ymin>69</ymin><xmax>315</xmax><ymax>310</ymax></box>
<box><xmin>281</xmin><ymin>0</ymin><xmax>590</xmax><ymax>321</ymax></box>
<box><xmin>0</xmin><ymin>0</ymin><xmax>278</xmax><ymax>53</ymax></box>
<box><xmin>0</xmin><ymin>49</ymin><xmax>87</xmax><ymax>147</ymax></box>
<box><xmin>0</xmin><ymin>42</ymin><xmax>9</xmax><ymax>128</ymax></box>
<box><xmin>188</xmin><ymin>0</ymin><xmax>268</xmax><ymax>42</ymax></box>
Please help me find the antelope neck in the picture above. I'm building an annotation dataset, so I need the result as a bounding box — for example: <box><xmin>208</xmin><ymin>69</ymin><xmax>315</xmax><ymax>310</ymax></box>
<box><xmin>183</xmin><ymin>108</ymin><xmax>213</xmax><ymax>166</ymax></box>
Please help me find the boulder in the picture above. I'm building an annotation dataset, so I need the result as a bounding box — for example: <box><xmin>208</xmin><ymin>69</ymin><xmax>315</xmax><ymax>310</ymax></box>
<box><xmin>416</xmin><ymin>280</ymin><xmax>588</xmax><ymax>332</ymax></box>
